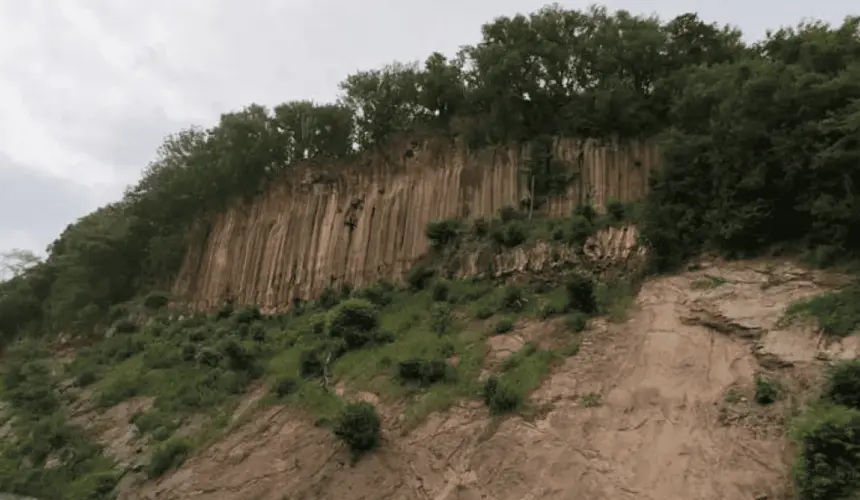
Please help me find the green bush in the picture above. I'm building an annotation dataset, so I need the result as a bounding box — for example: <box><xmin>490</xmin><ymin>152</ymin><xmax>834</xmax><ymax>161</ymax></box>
<box><xmin>146</xmin><ymin>437</ymin><xmax>192</xmax><ymax>478</ymax></box>
<box><xmin>431</xmin><ymin>280</ymin><xmax>450</xmax><ymax>302</ymax></box>
<box><xmin>326</xmin><ymin>299</ymin><xmax>380</xmax><ymax>350</ymax></box>
<box><xmin>482</xmin><ymin>376</ymin><xmax>521</xmax><ymax>415</ymax></box>
<box><xmin>493</xmin><ymin>318</ymin><xmax>514</xmax><ymax>334</ymax></box>
<box><xmin>824</xmin><ymin>360</ymin><xmax>860</xmax><ymax>410</ymax></box>
<box><xmin>406</xmin><ymin>264</ymin><xmax>435</xmax><ymax>291</ymax></box>
<box><xmin>501</xmin><ymin>285</ymin><xmax>525</xmax><ymax>311</ymax></box>
<box><xmin>566</xmin><ymin>274</ymin><xmax>597</xmax><ymax>314</ymax></box>
<box><xmin>356</xmin><ymin>281</ymin><xmax>394</xmax><ymax>307</ymax></box>
<box><xmin>397</xmin><ymin>359</ymin><xmax>449</xmax><ymax>386</ymax></box>
<box><xmin>143</xmin><ymin>291</ymin><xmax>171</xmax><ymax>310</ymax></box>
<box><xmin>111</xmin><ymin>318</ymin><xmax>137</xmax><ymax>334</ymax></box>
<box><xmin>794</xmin><ymin>407</ymin><xmax>860</xmax><ymax>500</ymax></box>
<box><xmin>428</xmin><ymin>303</ymin><xmax>453</xmax><ymax>335</ymax></box>
<box><xmin>605</xmin><ymin>199</ymin><xmax>626</xmax><ymax>223</ymax></box>
<box><xmin>271</xmin><ymin>376</ymin><xmax>298</xmax><ymax>398</ymax></box>
<box><xmin>565</xmin><ymin>312</ymin><xmax>589</xmax><ymax>333</ymax></box>
<box><xmin>426</xmin><ymin>219</ymin><xmax>463</xmax><ymax>248</ymax></box>
<box><xmin>754</xmin><ymin>374</ymin><xmax>779</xmax><ymax>405</ymax></box>
<box><xmin>333</xmin><ymin>402</ymin><xmax>381</xmax><ymax>458</ymax></box>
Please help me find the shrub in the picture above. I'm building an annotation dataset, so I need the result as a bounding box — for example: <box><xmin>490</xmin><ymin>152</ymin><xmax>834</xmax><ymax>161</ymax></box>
<box><xmin>754</xmin><ymin>374</ymin><xmax>779</xmax><ymax>405</ymax></box>
<box><xmin>472</xmin><ymin>217</ymin><xmax>489</xmax><ymax>236</ymax></box>
<box><xmin>565</xmin><ymin>312</ymin><xmax>589</xmax><ymax>332</ymax></box>
<box><xmin>428</xmin><ymin>303</ymin><xmax>453</xmax><ymax>335</ymax></box>
<box><xmin>565</xmin><ymin>274</ymin><xmax>597</xmax><ymax>314</ymax></box>
<box><xmin>499</xmin><ymin>220</ymin><xmax>527</xmax><ymax>247</ymax></box>
<box><xmin>824</xmin><ymin>360</ymin><xmax>860</xmax><ymax>410</ymax></box>
<box><xmin>605</xmin><ymin>199</ymin><xmax>626</xmax><ymax>222</ymax></box>
<box><xmin>431</xmin><ymin>280</ymin><xmax>450</xmax><ymax>302</ymax></box>
<box><xmin>397</xmin><ymin>359</ymin><xmax>448</xmax><ymax>386</ymax></box>
<box><xmin>271</xmin><ymin>376</ymin><xmax>298</xmax><ymax>398</ymax></box>
<box><xmin>299</xmin><ymin>346</ymin><xmax>326</xmax><ymax>379</ymax></box>
<box><xmin>426</xmin><ymin>219</ymin><xmax>463</xmax><ymax>248</ymax></box>
<box><xmin>794</xmin><ymin>407</ymin><xmax>860</xmax><ymax>500</ymax></box>
<box><xmin>326</xmin><ymin>299</ymin><xmax>380</xmax><ymax>350</ymax></box>
<box><xmin>499</xmin><ymin>206</ymin><xmax>521</xmax><ymax>223</ymax></box>
<box><xmin>474</xmin><ymin>306</ymin><xmax>494</xmax><ymax>320</ymax></box>
<box><xmin>501</xmin><ymin>285</ymin><xmax>525</xmax><ymax>311</ymax></box>
<box><xmin>318</xmin><ymin>286</ymin><xmax>340</xmax><ymax>309</ymax></box>
<box><xmin>146</xmin><ymin>438</ymin><xmax>192</xmax><ymax>478</ymax></box>
<box><xmin>406</xmin><ymin>264</ymin><xmax>435</xmax><ymax>290</ymax></box>
<box><xmin>143</xmin><ymin>291</ymin><xmax>171</xmax><ymax>310</ymax></box>
<box><xmin>333</xmin><ymin>402</ymin><xmax>381</xmax><ymax>458</ymax></box>
<box><xmin>112</xmin><ymin>318</ymin><xmax>137</xmax><ymax>334</ymax></box>
<box><xmin>574</xmin><ymin>204</ymin><xmax>597</xmax><ymax>223</ymax></box>
<box><xmin>538</xmin><ymin>302</ymin><xmax>560</xmax><ymax>320</ymax></box>
<box><xmin>356</xmin><ymin>281</ymin><xmax>394</xmax><ymax>307</ymax></box>
<box><xmin>482</xmin><ymin>376</ymin><xmax>520</xmax><ymax>415</ymax></box>
<box><xmin>493</xmin><ymin>318</ymin><xmax>514</xmax><ymax>334</ymax></box>
<box><xmin>568</xmin><ymin>215</ymin><xmax>595</xmax><ymax>247</ymax></box>
<box><xmin>232</xmin><ymin>305</ymin><xmax>262</xmax><ymax>324</ymax></box>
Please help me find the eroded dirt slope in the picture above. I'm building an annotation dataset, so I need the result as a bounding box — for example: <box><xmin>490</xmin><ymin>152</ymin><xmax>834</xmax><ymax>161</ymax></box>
<box><xmin>128</xmin><ymin>260</ymin><xmax>850</xmax><ymax>500</ymax></box>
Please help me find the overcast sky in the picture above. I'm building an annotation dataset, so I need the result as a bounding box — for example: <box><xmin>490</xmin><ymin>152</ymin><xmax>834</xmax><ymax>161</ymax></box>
<box><xmin>0</xmin><ymin>1</ymin><xmax>854</xmax><ymax>256</ymax></box>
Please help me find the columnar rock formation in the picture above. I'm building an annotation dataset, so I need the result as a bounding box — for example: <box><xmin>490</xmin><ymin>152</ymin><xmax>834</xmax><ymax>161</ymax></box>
<box><xmin>172</xmin><ymin>137</ymin><xmax>659</xmax><ymax>312</ymax></box>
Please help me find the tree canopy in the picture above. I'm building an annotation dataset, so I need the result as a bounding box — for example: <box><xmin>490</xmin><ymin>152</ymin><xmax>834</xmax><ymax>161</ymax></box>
<box><xmin>1</xmin><ymin>5</ymin><xmax>859</xmax><ymax>344</ymax></box>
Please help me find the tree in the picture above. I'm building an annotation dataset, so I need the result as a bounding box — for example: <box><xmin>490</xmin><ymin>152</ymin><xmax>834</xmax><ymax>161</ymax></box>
<box><xmin>0</xmin><ymin>249</ymin><xmax>41</xmax><ymax>281</ymax></box>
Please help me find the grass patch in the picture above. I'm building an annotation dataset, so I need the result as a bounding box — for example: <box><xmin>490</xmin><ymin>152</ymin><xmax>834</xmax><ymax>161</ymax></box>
<box><xmin>784</xmin><ymin>284</ymin><xmax>860</xmax><ymax>337</ymax></box>
<box><xmin>482</xmin><ymin>342</ymin><xmax>559</xmax><ymax>416</ymax></box>
<box><xmin>595</xmin><ymin>279</ymin><xmax>636</xmax><ymax>322</ymax></box>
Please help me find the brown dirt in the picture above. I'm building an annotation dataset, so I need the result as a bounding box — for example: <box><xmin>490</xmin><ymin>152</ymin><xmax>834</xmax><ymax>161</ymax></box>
<box><xmin>124</xmin><ymin>259</ymin><xmax>847</xmax><ymax>500</ymax></box>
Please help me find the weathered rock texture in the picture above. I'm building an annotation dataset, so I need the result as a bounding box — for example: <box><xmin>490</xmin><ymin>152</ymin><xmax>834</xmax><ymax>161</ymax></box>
<box><xmin>173</xmin><ymin>138</ymin><xmax>659</xmax><ymax>312</ymax></box>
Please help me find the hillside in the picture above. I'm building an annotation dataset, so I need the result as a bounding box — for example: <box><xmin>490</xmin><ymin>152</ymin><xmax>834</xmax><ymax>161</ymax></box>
<box><xmin>2</xmin><ymin>5</ymin><xmax>860</xmax><ymax>500</ymax></box>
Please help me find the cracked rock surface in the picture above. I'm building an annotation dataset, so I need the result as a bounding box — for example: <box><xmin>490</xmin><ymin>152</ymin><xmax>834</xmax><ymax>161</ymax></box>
<box><xmin>125</xmin><ymin>260</ymin><xmax>850</xmax><ymax>500</ymax></box>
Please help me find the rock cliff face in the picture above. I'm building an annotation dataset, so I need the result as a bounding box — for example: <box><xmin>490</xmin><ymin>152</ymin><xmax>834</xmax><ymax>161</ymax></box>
<box><xmin>172</xmin><ymin>138</ymin><xmax>659</xmax><ymax>312</ymax></box>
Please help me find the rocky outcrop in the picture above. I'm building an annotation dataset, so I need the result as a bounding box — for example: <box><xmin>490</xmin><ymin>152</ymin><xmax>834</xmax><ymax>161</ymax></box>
<box><xmin>172</xmin><ymin>138</ymin><xmax>659</xmax><ymax>312</ymax></box>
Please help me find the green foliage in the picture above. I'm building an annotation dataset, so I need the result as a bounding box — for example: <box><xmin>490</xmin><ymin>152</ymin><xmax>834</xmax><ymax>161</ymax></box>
<box><xmin>493</xmin><ymin>318</ymin><xmax>515</xmax><ymax>335</ymax></box>
<box><xmin>565</xmin><ymin>312</ymin><xmax>589</xmax><ymax>333</ymax></box>
<box><xmin>332</xmin><ymin>402</ymin><xmax>381</xmax><ymax>458</ymax></box>
<box><xmin>754</xmin><ymin>374</ymin><xmax>780</xmax><ymax>405</ymax></box>
<box><xmin>146</xmin><ymin>438</ymin><xmax>192</xmax><ymax>478</ymax></box>
<box><xmin>641</xmin><ymin>17</ymin><xmax>860</xmax><ymax>271</ymax></box>
<box><xmin>565</xmin><ymin>274</ymin><xmax>597</xmax><ymax>314</ymax></box>
<box><xmin>426</xmin><ymin>219</ymin><xmax>463</xmax><ymax>249</ymax></box>
<box><xmin>406</xmin><ymin>264</ymin><xmax>435</xmax><ymax>290</ymax></box>
<box><xmin>483</xmin><ymin>342</ymin><xmax>558</xmax><ymax>415</ymax></box>
<box><xmin>824</xmin><ymin>360</ymin><xmax>860</xmax><ymax>410</ymax></box>
<box><xmin>326</xmin><ymin>299</ymin><xmax>381</xmax><ymax>350</ymax></box>
<box><xmin>793</xmin><ymin>405</ymin><xmax>860</xmax><ymax>500</ymax></box>
<box><xmin>785</xmin><ymin>285</ymin><xmax>860</xmax><ymax>337</ymax></box>
<box><xmin>428</xmin><ymin>302</ymin><xmax>453</xmax><ymax>335</ymax></box>
<box><xmin>397</xmin><ymin>359</ymin><xmax>449</xmax><ymax>387</ymax></box>
<box><xmin>143</xmin><ymin>291</ymin><xmax>171</xmax><ymax>310</ymax></box>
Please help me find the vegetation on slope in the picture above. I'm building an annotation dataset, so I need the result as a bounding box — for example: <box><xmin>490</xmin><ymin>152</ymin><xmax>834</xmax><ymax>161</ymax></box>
<box><xmin>0</xmin><ymin>3</ymin><xmax>859</xmax><ymax>499</ymax></box>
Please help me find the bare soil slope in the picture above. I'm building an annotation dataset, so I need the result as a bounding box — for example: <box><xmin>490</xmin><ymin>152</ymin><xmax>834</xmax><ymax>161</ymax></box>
<box><xmin>128</xmin><ymin>260</ymin><xmax>849</xmax><ymax>500</ymax></box>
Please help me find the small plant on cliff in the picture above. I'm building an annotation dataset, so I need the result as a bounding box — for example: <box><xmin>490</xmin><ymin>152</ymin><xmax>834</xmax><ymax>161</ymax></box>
<box><xmin>333</xmin><ymin>401</ymin><xmax>381</xmax><ymax>459</ymax></box>
<box><xmin>426</xmin><ymin>219</ymin><xmax>463</xmax><ymax>249</ymax></box>
<box><xmin>754</xmin><ymin>374</ymin><xmax>780</xmax><ymax>405</ymax></box>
